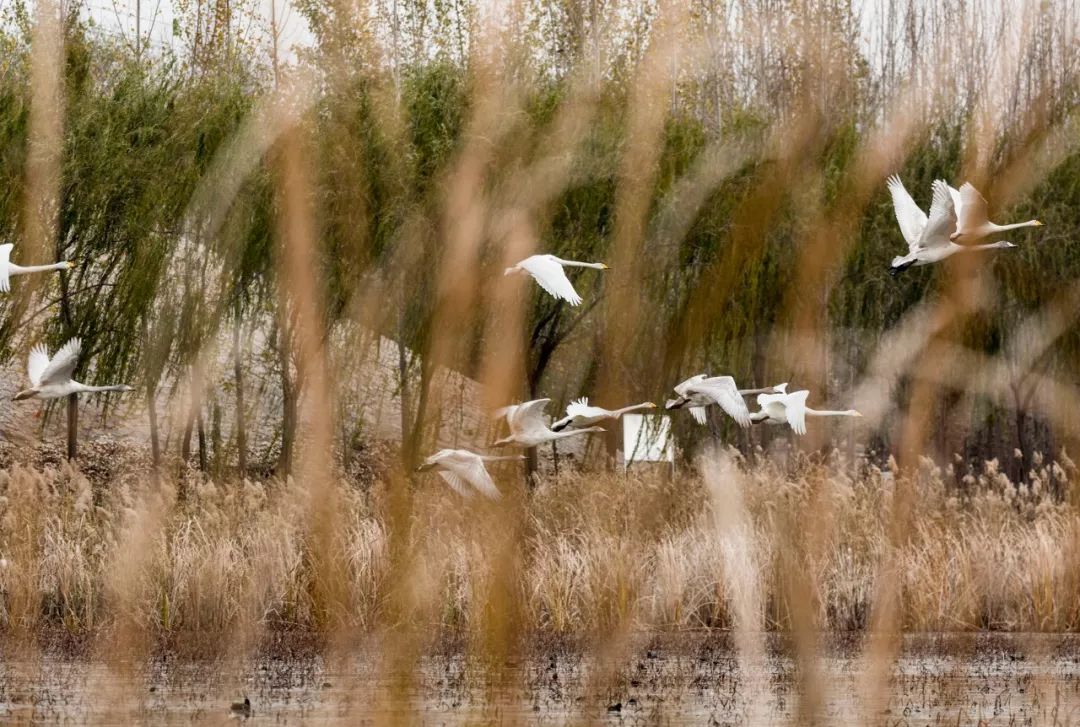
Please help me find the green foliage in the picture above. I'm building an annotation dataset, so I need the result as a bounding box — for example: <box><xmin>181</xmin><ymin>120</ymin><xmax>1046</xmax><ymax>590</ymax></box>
<box><xmin>0</xmin><ymin>0</ymin><xmax>1078</xmax><ymax>470</ymax></box>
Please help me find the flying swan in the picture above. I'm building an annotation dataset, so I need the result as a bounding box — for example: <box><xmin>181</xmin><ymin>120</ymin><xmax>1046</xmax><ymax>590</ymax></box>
<box><xmin>750</xmin><ymin>384</ymin><xmax>862</xmax><ymax>435</ymax></box>
<box><xmin>947</xmin><ymin>182</ymin><xmax>1042</xmax><ymax>244</ymax></box>
<box><xmin>664</xmin><ymin>374</ymin><xmax>780</xmax><ymax>427</ymax></box>
<box><xmin>493</xmin><ymin>398</ymin><xmax>605</xmax><ymax>447</ymax></box>
<box><xmin>504</xmin><ymin>254</ymin><xmax>608</xmax><ymax>306</ymax></box>
<box><xmin>887</xmin><ymin>176</ymin><xmax>1016</xmax><ymax>276</ymax></box>
<box><xmin>416</xmin><ymin>449</ymin><xmax>522</xmax><ymax>500</ymax></box>
<box><xmin>551</xmin><ymin>398</ymin><xmax>656</xmax><ymax>432</ymax></box>
<box><xmin>0</xmin><ymin>243</ymin><xmax>73</xmax><ymax>292</ymax></box>
<box><xmin>13</xmin><ymin>338</ymin><xmax>134</xmax><ymax>401</ymax></box>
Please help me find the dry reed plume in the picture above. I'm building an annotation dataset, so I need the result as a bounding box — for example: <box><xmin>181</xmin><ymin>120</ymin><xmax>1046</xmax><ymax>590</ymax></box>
<box><xmin>0</xmin><ymin>449</ymin><xmax>1077</xmax><ymax>655</ymax></box>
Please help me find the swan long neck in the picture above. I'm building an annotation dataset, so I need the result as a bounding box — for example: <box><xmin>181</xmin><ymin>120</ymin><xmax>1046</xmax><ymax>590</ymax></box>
<box><xmin>613</xmin><ymin>403</ymin><xmax>654</xmax><ymax>416</ymax></box>
<box><xmin>481</xmin><ymin>455</ymin><xmax>526</xmax><ymax>462</ymax></box>
<box><xmin>958</xmin><ymin>241</ymin><xmax>1011</xmax><ymax>252</ymax></box>
<box><xmin>556</xmin><ymin>259</ymin><xmax>605</xmax><ymax>269</ymax></box>
<box><xmin>78</xmin><ymin>383</ymin><xmax>129</xmax><ymax>393</ymax></box>
<box><xmin>9</xmin><ymin>261</ymin><xmax>70</xmax><ymax>275</ymax></box>
<box><xmin>805</xmin><ymin>408</ymin><xmax>861</xmax><ymax>418</ymax></box>
<box><xmin>993</xmin><ymin>220</ymin><xmax>1041</xmax><ymax>233</ymax></box>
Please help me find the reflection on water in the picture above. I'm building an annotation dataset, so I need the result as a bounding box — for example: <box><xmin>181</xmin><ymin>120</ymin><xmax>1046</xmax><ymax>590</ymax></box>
<box><xmin>1</xmin><ymin>634</ymin><xmax>1080</xmax><ymax>724</ymax></box>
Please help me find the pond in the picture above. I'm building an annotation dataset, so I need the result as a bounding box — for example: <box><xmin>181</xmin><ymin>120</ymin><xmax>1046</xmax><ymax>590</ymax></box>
<box><xmin>1</xmin><ymin>634</ymin><xmax>1078</xmax><ymax>724</ymax></box>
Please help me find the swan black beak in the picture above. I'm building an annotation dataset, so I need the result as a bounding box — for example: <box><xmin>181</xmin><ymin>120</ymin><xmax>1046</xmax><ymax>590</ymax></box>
<box><xmin>12</xmin><ymin>389</ymin><xmax>36</xmax><ymax>401</ymax></box>
<box><xmin>415</xmin><ymin>463</ymin><xmax>435</xmax><ymax>472</ymax></box>
<box><xmin>664</xmin><ymin>397</ymin><xmax>685</xmax><ymax>411</ymax></box>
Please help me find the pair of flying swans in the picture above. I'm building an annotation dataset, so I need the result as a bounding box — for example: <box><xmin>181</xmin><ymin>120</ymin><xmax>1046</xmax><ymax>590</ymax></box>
<box><xmin>664</xmin><ymin>374</ymin><xmax>778</xmax><ymax>427</ymax></box>
<box><xmin>13</xmin><ymin>338</ymin><xmax>133</xmax><ymax>401</ymax></box>
<box><xmin>416</xmin><ymin>449</ymin><xmax>523</xmax><ymax>500</ymax></box>
<box><xmin>749</xmin><ymin>383</ymin><xmax>862</xmax><ymax>435</ymax></box>
<box><xmin>887</xmin><ymin>176</ymin><xmax>1041</xmax><ymax>275</ymax></box>
<box><xmin>0</xmin><ymin>243</ymin><xmax>73</xmax><ymax>292</ymax></box>
<box><xmin>505</xmin><ymin>254</ymin><xmax>608</xmax><ymax>306</ymax></box>
<box><xmin>492</xmin><ymin>398</ymin><xmax>605</xmax><ymax>447</ymax></box>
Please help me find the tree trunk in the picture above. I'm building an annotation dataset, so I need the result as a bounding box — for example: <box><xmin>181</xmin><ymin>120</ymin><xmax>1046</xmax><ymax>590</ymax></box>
<box><xmin>146</xmin><ymin>381</ymin><xmax>160</xmax><ymax>473</ymax></box>
<box><xmin>58</xmin><ymin>251</ymin><xmax>77</xmax><ymax>461</ymax></box>
<box><xmin>211</xmin><ymin>402</ymin><xmax>222</xmax><ymax>476</ymax></box>
<box><xmin>233</xmin><ymin>317</ymin><xmax>247</xmax><ymax>478</ymax></box>
<box><xmin>142</xmin><ymin>317</ymin><xmax>160</xmax><ymax>475</ymax></box>
<box><xmin>397</xmin><ymin>329</ymin><xmax>412</xmax><ymax>471</ymax></box>
<box><xmin>197</xmin><ymin>408</ymin><xmax>208</xmax><ymax>472</ymax></box>
<box><xmin>277</xmin><ymin>322</ymin><xmax>296</xmax><ymax>476</ymax></box>
<box><xmin>1015</xmin><ymin>407</ymin><xmax>1029</xmax><ymax>484</ymax></box>
<box><xmin>524</xmin><ymin>446</ymin><xmax>538</xmax><ymax>488</ymax></box>
<box><xmin>604</xmin><ymin>425</ymin><xmax>619</xmax><ymax>471</ymax></box>
<box><xmin>66</xmin><ymin>394</ymin><xmax>77</xmax><ymax>461</ymax></box>
<box><xmin>181</xmin><ymin>406</ymin><xmax>195</xmax><ymax>463</ymax></box>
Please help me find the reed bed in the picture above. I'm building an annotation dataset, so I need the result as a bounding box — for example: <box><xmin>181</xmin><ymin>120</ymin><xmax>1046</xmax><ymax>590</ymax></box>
<box><xmin>0</xmin><ymin>450</ymin><xmax>1077</xmax><ymax>655</ymax></box>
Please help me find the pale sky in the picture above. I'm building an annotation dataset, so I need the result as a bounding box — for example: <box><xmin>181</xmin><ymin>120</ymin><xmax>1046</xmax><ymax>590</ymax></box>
<box><xmin>75</xmin><ymin>0</ymin><xmax>312</xmax><ymax>63</ymax></box>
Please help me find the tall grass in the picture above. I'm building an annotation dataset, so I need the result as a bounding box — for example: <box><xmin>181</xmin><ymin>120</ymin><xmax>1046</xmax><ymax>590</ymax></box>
<box><xmin>1</xmin><ymin>451</ymin><xmax>1078</xmax><ymax>653</ymax></box>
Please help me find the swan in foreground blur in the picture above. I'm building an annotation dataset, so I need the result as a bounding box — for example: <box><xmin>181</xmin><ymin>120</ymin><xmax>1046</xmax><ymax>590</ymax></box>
<box><xmin>664</xmin><ymin>375</ymin><xmax>780</xmax><ymax>427</ymax></box>
<box><xmin>493</xmin><ymin>398</ymin><xmax>605</xmax><ymax>447</ymax></box>
<box><xmin>0</xmin><ymin>243</ymin><xmax>73</xmax><ymax>292</ymax></box>
<box><xmin>750</xmin><ymin>384</ymin><xmax>862</xmax><ymax>435</ymax></box>
<box><xmin>13</xmin><ymin>338</ymin><xmax>134</xmax><ymax>401</ymax></box>
<box><xmin>416</xmin><ymin>449</ymin><xmax>521</xmax><ymax>500</ymax></box>
<box><xmin>504</xmin><ymin>254</ymin><xmax>608</xmax><ymax>306</ymax></box>
<box><xmin>948</xmin><ymin>182</ymin><xmax>1043</xmax><ymax>243</ymax></box>
<box><xmin>551</xmin><ymin>398</ymin><xmax>656</xmax><ymax>432</ymax></box>
<box><xmin>887</xmin><ymin>176</ymin><xmax>1016</xmax><ymax>276</ymax></box>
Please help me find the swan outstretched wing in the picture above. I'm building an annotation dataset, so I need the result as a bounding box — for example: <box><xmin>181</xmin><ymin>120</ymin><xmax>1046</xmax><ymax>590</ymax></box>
<box><xmin>39</xmin><ymin>338</ymin><xmax>81</xmax><ymax>385</ymax></box>
<box><xmin>886</xmin><ymin>175</ymin><xmax>927</xmax><ymax>249</ymax></box>
<box><xmin>455</xmin><ymin>455</ymin><xmax>502</xmax><ymax>500</ymax></box>
<box><xmin>957</xmin><ymin>182</ymin><xmax>990</xmax><ymax>234</ymax></box>
<box><xmin>673</xmin><ymin>374</ymin><xmax>707</xmax><ymax>398</ymax></box>
<box><xmin>784</xmin><ymin>391</ymin><xmax>811</xmax><ymax>435</ymax></box>
<box><xmin>947</xmin><ymin>184</ymin><xmax>963</xmax><ymax>221</ymax></box>
<box><xmin>917</xmin><ymin>180</ymin><xmax>957</xmax><ymax>249</ymax></box>
<box><xmin>519</xmin><ymin>256</ymin><xmax>582</xmax><ymax>305</ymax></box>
<box><xmin>27</xmin><ymin>344</ymin><xmax>50</xmax><ymax>387</ymax></box>
<box><xmin>508</xmin><ymin>398</ymin><xmax>551</xmax><ymax>435</ymax></box>
<box><xmin>565</xmin><ymin>397</ymin><xmax>591</xmax><ymax>416</ymax></box>
<box><xmin>438</xmin><ymin>470</ymin><xmax>473</xmax><ymax>498</ymax></box>
<box><xmin>693</xmin><ymin>376</ymin><xmax>751</xmax><ymax>427</ymax></box>
<box><xmin>688</xmin><ymin>406</ymin><xmax>708</xmax><ymax>425</ymax></box>
<box><xmin>0</xmin><ymin>244</ymin><xmax>12</xmax><ymax>293</ymax></box>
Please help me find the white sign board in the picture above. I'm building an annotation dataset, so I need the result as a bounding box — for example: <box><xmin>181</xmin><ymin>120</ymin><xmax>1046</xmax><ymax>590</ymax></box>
<box><xmin>622</xmin><ymin>414</ymin><xmax>673</xmax><ymax>465</ymax></box>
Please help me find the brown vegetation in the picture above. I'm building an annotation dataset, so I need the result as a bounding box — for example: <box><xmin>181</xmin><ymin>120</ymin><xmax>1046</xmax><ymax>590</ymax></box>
<box><xmin>1</xmin><ymin>449</ymin><xmax>1078</xmax><ymax>656</ymax></box>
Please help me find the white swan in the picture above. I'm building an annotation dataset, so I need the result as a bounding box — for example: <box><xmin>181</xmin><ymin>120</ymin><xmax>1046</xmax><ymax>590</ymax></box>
<box><xmin>664</xmin><ymin>374</ymin><xmax>779</xmax><ymax>427</ymax></box>
<box><xmin>504</xmin><ymin>254</ymin><xmax>608</xmax><ymax>306</ymax></box>
<box><xmin>887</xmin><ymin>176</ymin><xmax>1015</xmax><ymax>276</ymax></box>
<box><xmin>749</xmin><ymin>384</ymin><xmax>862</xmax><ymax>435</ymax></box>
<box><xmin>948</xmin><ymin>182</ymin><xmax>1042</xmax><ymax>243</ymax></box>
<box><xmin>416</xmin><ymin>449</ymin><xmax>522</xmax><ymax>500</ymax></box>
<box><xmin>550</xmin><ymin>398</ymin><xmax>656</xmax><ymax>432</ymax></box>
<box><xmin>493</xmin><ymin>398</ymin><xmax>605</xmax><ymax>447</ymax></box>
<box><xmin>13</xmin><ymin>338</ymin><xmax>134</xmax><ymax>401</ymax></box>
<box><xmin>0</xmin><ymin>244</ymin><xmax>73</xmax><ymax>292</ymax></box>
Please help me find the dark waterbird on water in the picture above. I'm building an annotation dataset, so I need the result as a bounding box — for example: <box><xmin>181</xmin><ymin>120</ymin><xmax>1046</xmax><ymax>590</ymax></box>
<box><xmin>230</xmin><ymin>697</ymin><xmax>251</xmax><ymax>717</ymax></box>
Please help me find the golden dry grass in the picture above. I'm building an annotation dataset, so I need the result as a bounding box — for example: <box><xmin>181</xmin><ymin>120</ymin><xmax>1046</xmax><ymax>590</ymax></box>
<box><xmin>1</xmin><ymin>448</ymin><xmax>1078</xmax><ymax>656</ymax></box>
